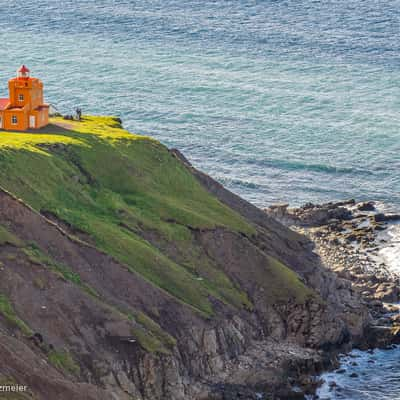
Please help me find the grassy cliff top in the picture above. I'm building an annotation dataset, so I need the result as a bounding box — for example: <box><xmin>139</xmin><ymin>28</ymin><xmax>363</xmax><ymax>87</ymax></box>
<box><xmin>0</xmin><ymin>116</ymin><xmax>253</xmax><ymax>234</ymax></box>
<box><xmin>0</xmin><ymin>116</ymin><xmax>312</xmax><ymax>317</ymax></box>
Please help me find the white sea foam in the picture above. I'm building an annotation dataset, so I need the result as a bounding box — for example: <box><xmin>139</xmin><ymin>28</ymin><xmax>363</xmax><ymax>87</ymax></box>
<box><xmin>314</xmin><ymin>204</ymin><xmax>400</xmax><ymax>400</ymax></box>
<box><xmin>369</xmin><ymin>202</ymin><xmax>400</xmax><ymax>278</ymax></box>
<box><xmin>379</xmin><ymin>223</ymin><xmax>400</xmax><ymax>277</ymax></box>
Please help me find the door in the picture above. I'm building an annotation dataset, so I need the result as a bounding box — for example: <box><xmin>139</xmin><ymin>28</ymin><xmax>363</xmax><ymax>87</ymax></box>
<box><xmin>0</xmin><ymin>116</ymin><xmax>2</xmax><ymax>129</ymax></box>
<box><xmin>29</xmin><ymin>115</ymin><xmax>36</xmax><ymax>129</ymax></box>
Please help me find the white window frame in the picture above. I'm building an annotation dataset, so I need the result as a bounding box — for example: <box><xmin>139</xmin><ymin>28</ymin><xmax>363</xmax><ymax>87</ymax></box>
<box><xmin>11</xmin><ymin>115</ymin><xmax>18</xmax><ymax>125</ymax></box>
<box><xmin>18</xmin><ymin>94</ymin><xmax>24</xmax><ymax>102</ymax></box>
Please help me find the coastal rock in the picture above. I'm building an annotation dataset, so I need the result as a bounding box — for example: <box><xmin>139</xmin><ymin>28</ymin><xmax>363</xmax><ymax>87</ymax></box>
<box><xmin>266</xmin><ymin>201</ymin><xmax>353</xmax><ymax>227</ymax></box>
<box><xmin>265</xmin><ymin>199</ymin><xmax>400</xmax><ymax>351</ymax></box>
<box><xmin>374</xmin><ymin>283</ymin><xmax>400</xmax><ymax>303</ymax></box>
<box><xmin>374</xmin><ymin>213</ymin><xmax>400</xmax><ymax>223</ymax></box>
<box><xmin>357</xmin><ymin>201</ymin><xmax>376</xmax><ymax>211</ymax></box>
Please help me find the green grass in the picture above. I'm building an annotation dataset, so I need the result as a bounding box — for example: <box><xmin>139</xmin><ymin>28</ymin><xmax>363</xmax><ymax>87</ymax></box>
<box><xmin>134</xmin><ymin>311</ymin><xmax>176</xmax><ymax>350</ymax></box>
<box><xmin>0</xmin><ymin>116</ymin><xmax>314</xmax><ymax>317</ymax></box>
<box><xmin>262</xmin><ymin>255</ymin><xmax>314</xmax><ymax>303</ymax></box>
<box><xmin>22</xmin><ymin>243</ymin><xmax>175</xmax><ymax>353</ymax></box>
<box><xmin>47</xmin><ymin>350</ymin><xmax>80</xmax><ymax>376</ymax></box>
<box><xmin>0</xmin><ymin>225</ymin><xmax>24</xmax><ymax>247</ymax></box>
<box><xmin>94</xmin><ymin>302</ymin><xmax>176</xmax><ymax>354</ymax></box>
<box><xmin>131</xmin><ymin>326</ymin><xmax>167</xmax><ymax>354</ymax></box>
<box><xmin>0</xmin><ymin>116</ymin><xmax>255</xmax><ymax>315</ymax></box>
<box><xmin>23</xmin><ymin>244</ymin><xmax>99</xmax><ymax>299</ymax></box>
<box><xmin>0</xmin><ymin>294</ymin><xmax>32</xmax><ymax>335</ymax></box>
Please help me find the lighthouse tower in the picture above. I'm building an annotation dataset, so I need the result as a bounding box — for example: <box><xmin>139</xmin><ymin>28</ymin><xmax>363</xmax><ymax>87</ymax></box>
<box><xmin>0</xmin><ymin>65</ymin><xmax>49</xmax><ymax>131</ymax></box>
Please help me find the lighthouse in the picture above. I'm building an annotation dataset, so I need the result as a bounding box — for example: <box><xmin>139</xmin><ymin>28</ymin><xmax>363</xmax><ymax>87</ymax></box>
<box><xmin>0</xmin><ymin>65</ymin><xmax>49</xmax><ymax>131</ymax></box>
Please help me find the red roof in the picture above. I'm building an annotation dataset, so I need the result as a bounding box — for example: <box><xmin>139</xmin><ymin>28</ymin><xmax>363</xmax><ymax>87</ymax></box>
<box><xmin>0</xmin><ymin>98</ymin><xmax>9</xmax><ymax>111</ymax></box>
<box><xmin>18</xmin><ymin>65</ymin><xmax>30</xmax><ymax>73</ymax></box>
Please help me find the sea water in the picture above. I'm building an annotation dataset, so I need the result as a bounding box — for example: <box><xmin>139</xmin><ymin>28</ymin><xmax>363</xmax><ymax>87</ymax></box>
<box><xmin>316</xmin><ymin>348</ymin><xmax>400</xmax><ymax>399</ymax></box>
<box><xmin>0</xmin><ymin>1</ymin><xmax>398</xmax><ymax>208</ymax></box>
<box><xmin>0</xmin><ymin>2</ymin><xmax>398</xmax><ymax>398</ymax></box>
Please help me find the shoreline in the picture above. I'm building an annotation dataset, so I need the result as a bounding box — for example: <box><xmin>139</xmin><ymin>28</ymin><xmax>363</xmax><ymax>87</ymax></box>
<box><xmin>266</xmin><ymin>199</ymin><xmax>400</xmax><ymax>309</ymax></box>
<box><xmin>265</xmin><ymin>199</ymin><xmax>400</xmax><ymax>398</ymax></box>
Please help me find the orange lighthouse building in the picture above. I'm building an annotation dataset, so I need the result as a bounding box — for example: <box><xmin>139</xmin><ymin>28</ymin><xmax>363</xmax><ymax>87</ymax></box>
<box><xmin>0</xmin><ymin>65</ymin><xmax>49</xmax><ymax>131</ymax></box>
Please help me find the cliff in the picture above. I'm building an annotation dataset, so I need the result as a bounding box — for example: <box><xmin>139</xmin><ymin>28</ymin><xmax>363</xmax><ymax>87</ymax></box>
<box><xmin>0</xmin><ymin>117</ymin><xmax>370</xmax><ymax>400</ymax></box>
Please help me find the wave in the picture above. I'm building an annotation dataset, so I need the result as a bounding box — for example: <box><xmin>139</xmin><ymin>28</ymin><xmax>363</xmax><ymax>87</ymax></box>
<box><xmin>230</xmin><ymin>156</ymin><xmax>372</xmax><ymax>176</ymax></box>
<box><xmin>378</xmin><ymin>223</ymin><xmax>400</xmax><ymax>276</ymax></box>
<box><xmin>216</xmin><ymin>176</ymin><xmax>264</xmax><ymax>191</ymax></box>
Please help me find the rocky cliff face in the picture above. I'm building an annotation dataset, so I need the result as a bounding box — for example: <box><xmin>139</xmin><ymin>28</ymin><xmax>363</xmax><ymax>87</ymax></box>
<box><xmin>0</xmin><ymin>117</ymin><xmax>370</xmax><ymax>400</ymax></box>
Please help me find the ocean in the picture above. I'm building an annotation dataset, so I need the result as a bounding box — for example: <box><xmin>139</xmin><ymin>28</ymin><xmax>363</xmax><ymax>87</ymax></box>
<box><xmin>316</xmin><ymin>347</ymin><xmax>400</xmax><ymax>400</ymax></box>
<box><xmin>0</xmin><ymin>0</ymin><xmax>398</xmax><ymax>208</ymax></box>
<box><xmin>0</xmin><ymin>1</ymin><xmax>398</xmax><ymax>398</ymax></box>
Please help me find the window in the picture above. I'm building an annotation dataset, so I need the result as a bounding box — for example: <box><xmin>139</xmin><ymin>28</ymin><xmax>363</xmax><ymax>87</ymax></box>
<box><xmin>11</xmin><ymin>115</ymin><xmax>17</xmax><ymax>125</ymax></box>
<box><xmin>18</xmin><ymin>94</ymin><xmax>24</xmax><ymax>102</ymax></box>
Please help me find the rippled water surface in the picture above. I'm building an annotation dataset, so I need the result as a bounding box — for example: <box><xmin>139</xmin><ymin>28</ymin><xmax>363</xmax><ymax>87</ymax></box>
<box><xmin>317</xmin><ymin>348</ymin><xmax>400</xmax><ymax>400</ymax></box>
<box><xmin>0</xmin><ymin>0</ymin><xmax>398</xmax><ymax>208</ymax></box>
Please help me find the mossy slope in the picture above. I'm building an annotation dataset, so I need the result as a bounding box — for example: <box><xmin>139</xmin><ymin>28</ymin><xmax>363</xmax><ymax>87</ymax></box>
<box><xmin>0</xmin><ymin>116</ymin><xmax>312</xmax><ymax>316</ymax></box>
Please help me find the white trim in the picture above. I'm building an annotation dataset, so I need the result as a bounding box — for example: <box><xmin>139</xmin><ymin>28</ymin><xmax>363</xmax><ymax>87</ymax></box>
<box><xmin>29</xmin><ymin>115</ymin><xmax>36</xmax><ymax>129</ymax></box>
